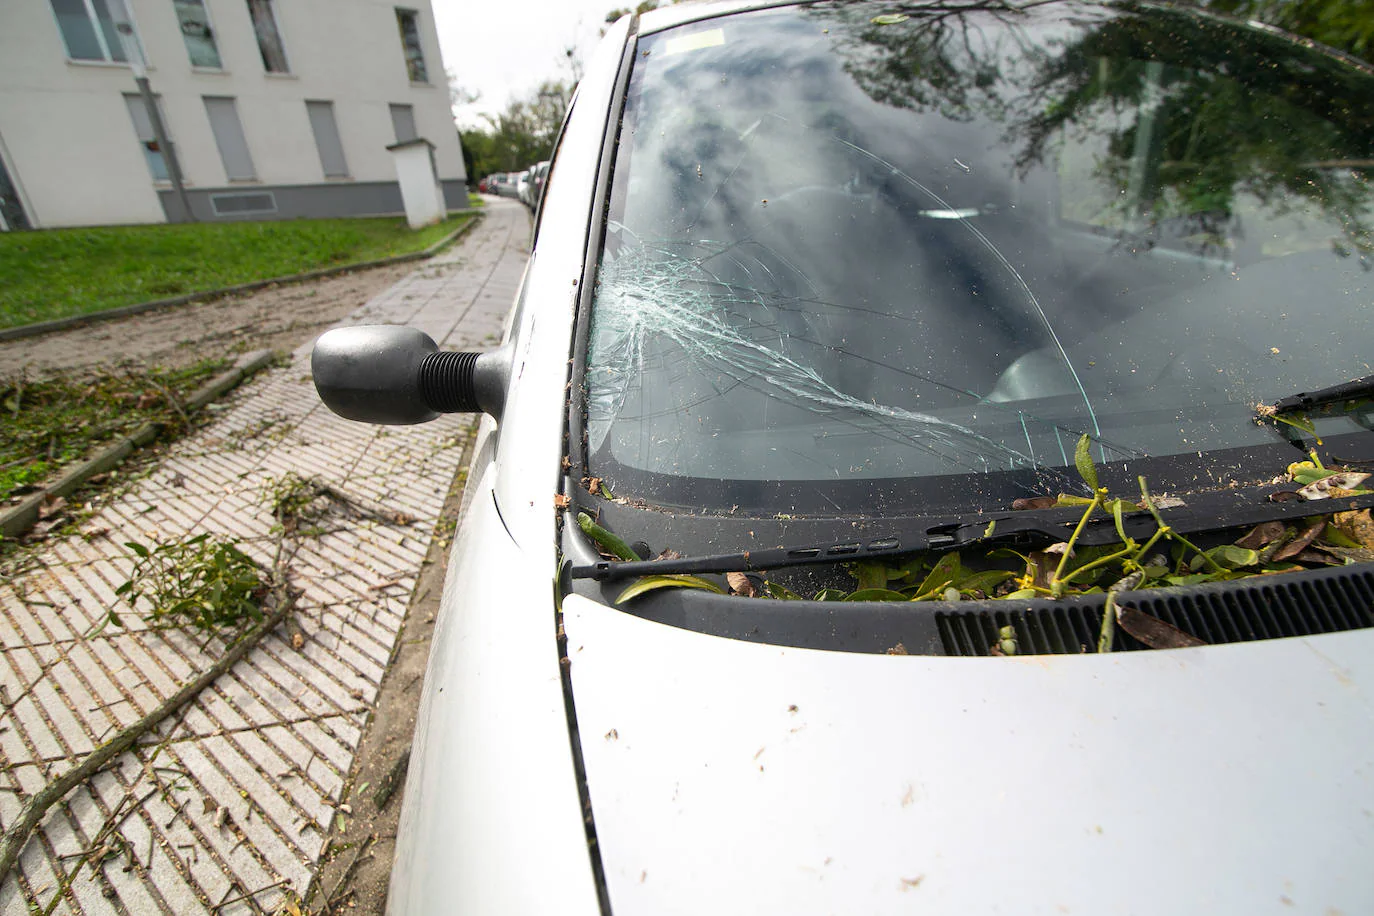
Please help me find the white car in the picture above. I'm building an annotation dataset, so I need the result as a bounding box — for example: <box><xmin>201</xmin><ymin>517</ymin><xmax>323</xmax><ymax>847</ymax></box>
<box><xmin>314</xmin><ymin>2</ymin><xmax>1374</xmax><ymax>912</ymax></box>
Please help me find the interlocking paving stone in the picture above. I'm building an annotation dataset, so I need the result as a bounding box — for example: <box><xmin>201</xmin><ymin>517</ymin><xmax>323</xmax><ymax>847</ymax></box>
<box><xmin>0</xmin><ymin>200</ymin><xmax>530</xmax><ymax>913</ymax></box>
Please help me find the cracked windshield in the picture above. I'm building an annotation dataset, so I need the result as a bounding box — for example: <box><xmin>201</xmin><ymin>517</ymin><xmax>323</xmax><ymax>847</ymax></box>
<box><xmin>584</xmin><ymin>1</ymin><xmax>1373</xmax><ymax>512</ymax></box>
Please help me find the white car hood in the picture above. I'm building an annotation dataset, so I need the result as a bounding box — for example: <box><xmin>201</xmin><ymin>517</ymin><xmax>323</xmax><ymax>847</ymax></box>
<box><xmin>562</xmin><ymin>594</ymin><xmax>1374</xmax><ymax>915</ymax></box>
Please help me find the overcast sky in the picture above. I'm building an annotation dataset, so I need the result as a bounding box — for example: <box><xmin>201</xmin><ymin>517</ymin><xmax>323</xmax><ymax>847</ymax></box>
<box><xmin>432</xmin><ymin>0</ymin><xmax>623</xmax><ymax>129</ymax></box>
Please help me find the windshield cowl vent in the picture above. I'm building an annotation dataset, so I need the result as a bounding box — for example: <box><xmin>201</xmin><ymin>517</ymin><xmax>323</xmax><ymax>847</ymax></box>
<box><xmin>938</xmin><ymin>563</ymin><xmax>1374</xmax><ymax>656</ymax></box>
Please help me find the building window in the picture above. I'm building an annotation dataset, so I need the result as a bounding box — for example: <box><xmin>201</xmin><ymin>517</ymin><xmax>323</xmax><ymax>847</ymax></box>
<box><xmin>174</xmin><ymin>0</ymin><xmax>221</xmax><ymax>69</ymax></box>
<box><xmin>50</xmin><ymin>0</ymin><xmax>137</xmax><ymax>63</ymax></box>
<box><xmin>306</xmin><ymin>101</ymin><xmax>349</xmax><ymax>178</ymax></box>
<box><xmin>390</xmin><ymin>104</ymin><xmax>418</xmax><ymax>144</ymax></box>
<box><xmin>395</xmin><ymin>8</ymin><xmax>428</xmax><ymax>83</ymax></box>
<box><xmin>246</xmin><ymin>0</ymin><xmax>289</xmax><ymax>73</ymax></box>
<box><xmin>203</xmin><ymin>96</ymin><xmax>257</xmax><ymax>181</ymax></box>
<box><xmin>124</xmin><ymin>93</ymin><xmax>170</xmax><ymax>181</ymax></box>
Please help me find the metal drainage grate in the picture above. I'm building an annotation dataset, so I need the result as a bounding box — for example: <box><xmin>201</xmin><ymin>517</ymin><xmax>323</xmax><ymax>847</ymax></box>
<box><xmin>937</xmin><ymin>563</ymin><xmax>1374</xmax><ymax>656</ymax></box>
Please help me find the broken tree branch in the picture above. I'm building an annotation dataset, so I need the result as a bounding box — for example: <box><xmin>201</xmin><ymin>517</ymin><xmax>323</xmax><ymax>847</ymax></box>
<box><xmin>0</xmin><ymin>589</ymin><xmax>297</xmax><ymax>883</ymax></box>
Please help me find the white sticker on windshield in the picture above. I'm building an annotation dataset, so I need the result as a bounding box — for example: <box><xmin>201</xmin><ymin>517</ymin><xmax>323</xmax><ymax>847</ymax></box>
<box><xmin>664</xmin><ymin>28</ymin><xmax>725</xmax><ymax>56</ymax></box>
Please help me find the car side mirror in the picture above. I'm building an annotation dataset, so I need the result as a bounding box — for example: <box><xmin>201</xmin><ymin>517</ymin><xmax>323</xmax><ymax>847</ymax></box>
<box><xmin>312</xmin><ymin>326</ymin><xmax>511</xmax><ymax>424</ymax></box>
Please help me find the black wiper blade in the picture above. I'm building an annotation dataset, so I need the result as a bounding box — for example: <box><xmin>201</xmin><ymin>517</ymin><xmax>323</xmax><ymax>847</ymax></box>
<box><xmin>569</xmin><ymin>486</ymin><xmax>1374</xmax><ymax>582</ymax></box>
<box><xmin>1267</xmin><ymin>374</ymin><xmax>1374</xmax><ymax>414</ymax></box>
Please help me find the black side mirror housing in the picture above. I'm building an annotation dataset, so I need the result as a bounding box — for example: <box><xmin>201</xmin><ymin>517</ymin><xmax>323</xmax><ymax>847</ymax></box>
<box><xmin>311</xmin><ymin>326</ymin><xmax>511</xmax><ymax>425</ymax></box>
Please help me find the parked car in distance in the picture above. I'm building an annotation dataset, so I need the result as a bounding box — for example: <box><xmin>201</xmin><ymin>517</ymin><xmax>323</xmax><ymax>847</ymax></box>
<box><xmin>526</xmin><ymin>160</ymin><xmax>550</xmax><ymax>210</ymax></box>
<box><xmin>313</xmin><ymin>2</ymin><xmax>1374</xmax><ymax>913</ymax></box>
<box><xmin>514</xmin><ymin>168</ymin><xmax>532</xmax><ymax>205</ymax></box>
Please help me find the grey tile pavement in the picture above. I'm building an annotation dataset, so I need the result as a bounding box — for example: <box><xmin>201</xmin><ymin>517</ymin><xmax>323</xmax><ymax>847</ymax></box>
<box><xmin>0</xmin><ymin>200</ymin><xmax>531</xmax><ymax>914</ymax></box>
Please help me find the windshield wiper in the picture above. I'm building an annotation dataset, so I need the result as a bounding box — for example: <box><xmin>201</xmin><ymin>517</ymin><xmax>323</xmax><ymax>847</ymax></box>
<box><xmin>569</xmin><ymin>485</ymin><xmax>1374</xmax><ymax>581</ymax></box>
<box><xmin>1266</xmin><ymin>374</ymin><xmax>1374</xmax><ymax>414</ymax></box>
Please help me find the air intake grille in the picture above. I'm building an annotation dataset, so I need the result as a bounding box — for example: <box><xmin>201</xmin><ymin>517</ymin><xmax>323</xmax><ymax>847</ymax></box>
<box><xmin>937</xmin><ymin>564</ymin><xmax>1374</xmax><ymax>656</ymax></box>
<box><xmin>210</xmin><ymin>192</ymin><xmax>277</xmax><ymax>215</ymax></box>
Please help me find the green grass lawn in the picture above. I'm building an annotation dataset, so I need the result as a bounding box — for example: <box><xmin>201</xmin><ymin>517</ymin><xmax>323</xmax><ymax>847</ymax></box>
<box><xmin>0</xmin><ymin>214</ymin><xmax>474</xmax><ymax>330</ymax></box>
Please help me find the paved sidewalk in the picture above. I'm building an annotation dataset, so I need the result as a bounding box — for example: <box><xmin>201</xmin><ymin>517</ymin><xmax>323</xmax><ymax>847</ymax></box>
<box><xmin>0</xmin><ymin>200</ymin><xmax>530</xmax><ymax>914</ymax></box>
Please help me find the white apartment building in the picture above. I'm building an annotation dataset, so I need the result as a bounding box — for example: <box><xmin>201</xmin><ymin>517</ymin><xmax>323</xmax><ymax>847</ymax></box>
<box><xmin>0</xmin><ymin>0</ymin><xmax>467</xmax><ymax>229</ymax></box>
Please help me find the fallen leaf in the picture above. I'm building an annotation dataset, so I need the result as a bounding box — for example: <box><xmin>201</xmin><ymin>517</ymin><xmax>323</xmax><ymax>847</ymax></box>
<box><xmin>1333</xmin><ymin>508</ymin><xmax>1374</xmax><ymax>549</ymax></box>
<box><xmin>886</xmin><ymin>642</ymin><xmax>909</xmax><ymax>655</ymax></box>
<box><xmin>616</xmin><ymin>575</ymin><xmax>725</xmax><ymax>604</ymax></box>
<box><xmin>586</xmin><ymin>477</ymin><xmax>602</xmax><ymax>494</ymax></box>
<box><xmin>291</xmin><ymin>632</ymin><xmax>305</xmax><ymax>650</ymax></box>
<box><xmin>38</xmin><ymin>496</ymin><xmax>68</xmax><ymax>520</ymax></box>
<box><xmin>1012</xmin><ymin>496</ymin><xmax>1056</xmax><ymax>511</ymax></box>
<box><xmin>1116</xmin><ymin>606</ymin><xmax>1207</xmax><ymax>649</ymax></box>
<box><xmin>1273</xmin><ymin>520</ymin><xmax>1325</xmax><ymax>561</ymax></box>
<box><xmin>1316</xmin><ymin>544</ymin><xmax>1374</xmax><ymax>563</ymax></box>
<box><xmin>1235</xmin><ymin>521</ymin><xmax>1286</xmax><ymax>550</ymax></box>
<box><xmin>553</xmin><ymin>494</ymin><xmax>571</xmax><ymax>510</ymax></box>
<box><xmin>726</xmin><ymin>571</ymin><xmax>756</xmax><ymax>597</ymax></box>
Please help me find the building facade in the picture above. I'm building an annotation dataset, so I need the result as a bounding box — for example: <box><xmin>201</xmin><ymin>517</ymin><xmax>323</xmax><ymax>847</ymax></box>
<box><xmin>0</xmin><ymin>0</ymin><xmax>467</xmax><ymax>229</ymax></box>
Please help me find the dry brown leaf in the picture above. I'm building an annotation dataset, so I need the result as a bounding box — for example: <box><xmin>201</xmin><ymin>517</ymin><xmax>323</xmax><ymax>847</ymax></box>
<box><xmin>291</xmin><ymin>632</ymin><xmax>305</xmax><ymax>650</ymax></box>
<box><xmin>1273</xmin><ymin>520</ymin><xmax>1325</xmax><ymax>561</ymax></box>
<box><xmin>553</xmin><ymin>494</ymin><xmax>571</xmax><ymax>509</ymax></box>
<box><xmin>586</xmin><ymin>476</ymin><xmax>602</xmax><ymax>494</ymax></box>
<box><xmin>1318</xmin><ymin>544</ymin><xmax>1374</xmax><ymax>564</ymax></box>
<box><xmin>1117</xmin><ymin>606</ymin><xmax>1207</xmax><ymax>649</ymax></box>
<box><xmin>1012</xmin><ymin>496</ymin><xmax>1056</xmax><ymax>511</ymax></box>
<box><xmin>1333</xmin><ymin>508</ymin><xmax>1374</xmax><ymax>549</ymax></box>
<box><xmin>726</xmin><ymin>571</ymin><xmax>756</xmax><ymax>597</ymax></box>
<box><xmin>887</xmin><ymin>642</ymin><xmax>909</xmax><ymax>656</ymax></box>
<box><xmin>1235</xmin><ymin>520</ymin><xmax>1286</xmax><ymax>550</ymax></box>
<box><xmin>1026</xmin><ymin>550</ymin><xmax>1057</xmax><ymax>590</ymax></box>
<box><xmin>38</xmin><ymin>496</ymin><xmax>67</xmax><ymax>520</ymax></box>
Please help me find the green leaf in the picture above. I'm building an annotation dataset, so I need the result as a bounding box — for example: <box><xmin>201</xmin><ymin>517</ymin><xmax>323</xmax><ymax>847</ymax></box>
<box><xmin>843</xmin><ymin>588</ymin><xmax>911</xmax><ymax>602</ymax></box>
<box><xmin>765</xmin><ymin>581</ymin><xmax>803</xmax><ymax>601</ymax></box>
<box><xmin>915</xmin><ymin>552</ymin><xmax>962</xmax><ymax>598</ymax></box>
<box><xmin>851</xmin><ymin>561</ymin><xmax>888</xmax><ymax>592</ymax></box>
<box><xmin>1205</xmin><ymin>545</ymin><xmax>1260</xmax><ymax>569</ymax></box>
<box><xmin>127</xmin><ymin>542</ymin><xmax>149</xmax><ymax>558</ymax></box>
<box><xmin>890</xmin><ymin>556</ymin><xmax>930</xmax><ymax>584</ymax></box>
<box><xmin>871</xmin><ymin>13</ymin><xmax>909</xmax><ymax>25</ymax></box>
<box><xmin>1293</xmin><ymin>468</ymin><xmax>1339</xmax><ymax>485</ymax></box>
<box><xmin>1322</xmin><ymin>526</ymin><xmax>1363</xmax><ymax>548</ymax></box>
<box><xmin>954</xmin><ymin>569</ymin><xmax>1015</xmax><ymax>594</ymax></box>
<box><xmin>1074</xmin><ymin>433</ymin><xmax>1099</xmax><ymax>491</ymax></box>
<box><xmin>1165</xmin><ymin>573</ymin><xmax>1218</xmax><ymax>587</ymax></box>
<box><xmin>813</xmin><ymin>588</ymin><xmax>848</xmax><ymax>602</ymax></box>
<box><xmin>577</xmin><ymin>512</ymin><xmax>638</xmax><ymax>562</ymax></box>
<box><xmin>615</xmin><ymin>574</ymin><xmax>724</xmax><ymax>604</ymax></box>
<box><xmin>1000</xmin><ymin>588</ymin><xmax>1039</xmax><ymax>600</ymax></box>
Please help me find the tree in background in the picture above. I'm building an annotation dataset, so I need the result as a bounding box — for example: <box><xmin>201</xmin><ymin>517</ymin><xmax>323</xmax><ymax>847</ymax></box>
<box><xmin>1199</xmin><ymin>0</ymin><xmax>1374</xmax><ymax>60</ymax></box>
<box><xmin>461</xmin><ymin>80</ymin><xmax>572</xmax><ymax>179</ymax></box>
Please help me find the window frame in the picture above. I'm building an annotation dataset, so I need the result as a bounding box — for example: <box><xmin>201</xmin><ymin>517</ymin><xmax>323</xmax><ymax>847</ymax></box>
<box><xmin>389</xmin><ymin>103</ymin><xmax>418</xmax><ymax>144</ymax></box>
<box><xmin>123</xmin><ymin>92</ymin><xmax>174</xmax><ymax>182</ymax></box>
<box><xmin>305</xmin><ymin>100</ymin><xmax>351</xmax><ymax>179</ymax></box>
<box><xmin>394</xmin><ymin>7</ymin><xmax>430</xmax><ymax>84</ymax></box>
<box><xmin>245</xmin><ymin>0</ymin><xmax>291</xmax><ymax>75</ymax></box>
<box><xmin>48</xmin><ymin>0</ymin><xmax>145</xmax><ymax>65</ymax></box>
<box><xmin>173</xmin><ymin>0</ymin><xmax>224</xmax><ymax>70</ymax></box>
<box><xmin>203</xmin><ymin>95</ymin><xmax>258</xmax><ymax>182</ymax></box>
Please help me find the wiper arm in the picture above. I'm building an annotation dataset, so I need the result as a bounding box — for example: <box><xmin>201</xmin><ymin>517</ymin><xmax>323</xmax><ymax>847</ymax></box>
<box><xmin>1266</xmin><ymin>374</ymin><xmax>1374</xmax><ymax>414</ymax></box>
<box><xmin>569</xmin><ymin>485</ymin><xmax>1374</xmax><ymax>581</ymax></box>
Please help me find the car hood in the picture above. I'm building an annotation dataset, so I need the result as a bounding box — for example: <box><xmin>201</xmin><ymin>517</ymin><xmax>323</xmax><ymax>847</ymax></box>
<box><xmin>562</xmin><ymin>595</ymin><xmax>1374</xmax><ymax>914</ymax></box>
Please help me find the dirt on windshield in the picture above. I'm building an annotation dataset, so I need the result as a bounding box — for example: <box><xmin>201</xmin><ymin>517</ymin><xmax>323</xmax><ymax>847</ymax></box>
<box><xmin>0</xmin><ymin>260</ymin><xmax>418</xmax><ymax>375</ymax></box>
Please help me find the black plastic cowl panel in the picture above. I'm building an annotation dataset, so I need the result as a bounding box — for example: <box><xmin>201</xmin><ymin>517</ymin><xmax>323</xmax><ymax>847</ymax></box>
<box><xmin>589</xmin><ymin>562</ymin><xmax>1374</xmax><ymax>656</ymax></box>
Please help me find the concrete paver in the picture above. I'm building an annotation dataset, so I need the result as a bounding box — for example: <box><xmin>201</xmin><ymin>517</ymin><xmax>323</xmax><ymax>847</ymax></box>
<box><xmin>0</xmin><ymin>200</ymin><xmax>531</xmax><ymax>913</ymax></box>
